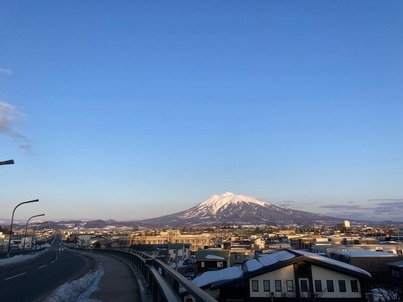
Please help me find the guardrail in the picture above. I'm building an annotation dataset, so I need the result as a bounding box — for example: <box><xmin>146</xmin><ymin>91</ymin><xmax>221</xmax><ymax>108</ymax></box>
<box><xmin>91</xmin><ymin>248</ymin><xmax>217</xmax><ymax>302</ymax></box>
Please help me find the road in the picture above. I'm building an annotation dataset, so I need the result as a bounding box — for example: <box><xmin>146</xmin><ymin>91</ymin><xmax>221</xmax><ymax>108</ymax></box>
<box><xmin>0</xmin><ymin>237</ymin><xmax>94</xmax><ymax>302</ymax></box>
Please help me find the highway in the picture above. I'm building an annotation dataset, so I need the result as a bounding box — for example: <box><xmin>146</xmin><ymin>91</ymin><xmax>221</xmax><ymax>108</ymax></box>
<box><xmin>0</xmin><ymin>236</ymin><xmax>94</xmax><ymax>302</ymax></box>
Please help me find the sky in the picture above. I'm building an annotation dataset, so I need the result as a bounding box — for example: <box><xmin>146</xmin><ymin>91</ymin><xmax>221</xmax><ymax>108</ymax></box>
<box><xmin>1</xmin><ymin>1</ymin><xmax>402</xmax><ymax>223</ymax></box>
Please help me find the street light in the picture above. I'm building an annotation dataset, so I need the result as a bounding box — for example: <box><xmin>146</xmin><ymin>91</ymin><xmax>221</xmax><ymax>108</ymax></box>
<box><xmin>7</xmin><ymin>199</ymin><xmax>39</xmax><ymax>255</ymax></box>
<box><xmin>23</xmin><ymin>213</ymin><xmax>45</xmax><ymax>250</ymax></box>
<box><xmin>0</xmin><ymin>159</ymin><xmax>14</xmax><ymax>166</ymax></box>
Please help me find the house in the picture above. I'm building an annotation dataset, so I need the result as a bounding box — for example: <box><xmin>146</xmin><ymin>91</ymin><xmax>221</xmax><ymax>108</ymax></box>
<box><xmin>230</xmin><ymin>248</ymin><xmax>249</xmax><ymax>266</ymax></box>
<box><xmin>331</xmin><ymin>250</ymin><xmax>403</xmax><ymax>282</ymax></box>
<box><xmin>195</xmin><ymin>249</ymin><xmax>230</xmax><ymax>276</ymax></box>
<box><xmin>192</xmin><ymin>250</ymin><xmax>372</xmax><ymax>301</ymax></box>
<box><xmin>167</xmin><ymin>243</ymin><xmax>191</xmax><ymax>263</ymax></box>
<box><xmin>221</xmin><ymin>239</ymin><xmax>255</xmax><ymax>266</ymax></box>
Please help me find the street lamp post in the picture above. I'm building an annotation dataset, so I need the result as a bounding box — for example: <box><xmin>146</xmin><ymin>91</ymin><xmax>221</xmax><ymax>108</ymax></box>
<box><xmin>0</xmin><ymin>159</ymin><xmax>14</xmax><ymax>166</ymax></box>
<box><xmin>7</xmin><ymin>199</ymin><xmax>39</xmax><ymax>255</ymax></box>
<box><xmin>23</xmin><ymin>214</ymin><xmax>45</xmax><ymax>250</ymax></box>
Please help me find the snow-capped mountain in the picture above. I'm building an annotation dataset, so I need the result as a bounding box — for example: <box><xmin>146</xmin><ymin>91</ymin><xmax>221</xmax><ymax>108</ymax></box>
<box><xmin>139</xmin><ymin>192</ymin><xmax>343</xmax><ymax>226</ymax></box>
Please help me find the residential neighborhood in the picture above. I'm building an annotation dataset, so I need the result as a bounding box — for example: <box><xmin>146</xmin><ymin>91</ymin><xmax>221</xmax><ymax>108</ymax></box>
<box><xmin>3</xmin><ymin>219</ymin><xmax>402</xmax><ymax>301</ymax></box>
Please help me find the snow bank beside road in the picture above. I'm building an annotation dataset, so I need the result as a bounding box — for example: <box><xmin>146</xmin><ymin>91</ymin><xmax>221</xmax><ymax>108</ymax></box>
<box><xmin>43</xmin><ymin>264</ymin><xmax>104</xmax><ymax>302</ymax></box>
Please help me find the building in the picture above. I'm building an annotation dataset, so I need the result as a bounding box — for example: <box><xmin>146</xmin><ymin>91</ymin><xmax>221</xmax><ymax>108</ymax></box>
<box><xmin>131</xmin><ymin>230</ymin><xmax>213</xmax><ymax>251</ymax></box>
<box><xmin>331</xmin><ymin>250</ymin><xmax>403</xmax><ymax>282</ymax></box>
<box><xmin>192</xmin><ymin>250</ymin><xmax>372</xmax><ymax>301</ymax></box>
<box><xmin>195</xmin><ymin>249</ymin><xmax>231</xmax><ymax>276</ymax></box>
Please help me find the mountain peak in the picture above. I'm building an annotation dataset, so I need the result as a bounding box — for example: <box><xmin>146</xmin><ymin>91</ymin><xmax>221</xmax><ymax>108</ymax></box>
<box><xmin>138</xmin><ymin>192</ymin><xmax>344</xmax><ymax>226</ymax></box>
<box><xmin>197</xmin><ymin>192</ymin><xmax>270</xmax><ymax>215</ymax></box>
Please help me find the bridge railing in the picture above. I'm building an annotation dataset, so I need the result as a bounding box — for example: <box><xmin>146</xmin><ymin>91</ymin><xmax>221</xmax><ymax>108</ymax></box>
<box><xmin>91</xmin><ymin>248</ymin><xmax>217</xmax><ymax>302</ymax></box>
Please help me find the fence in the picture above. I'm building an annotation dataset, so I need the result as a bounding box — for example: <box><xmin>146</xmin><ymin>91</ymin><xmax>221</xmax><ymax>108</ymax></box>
<box><xmin>91</xmin><ymin>248</ymin><xmax>217</xmax><ymax>302</ymax></box>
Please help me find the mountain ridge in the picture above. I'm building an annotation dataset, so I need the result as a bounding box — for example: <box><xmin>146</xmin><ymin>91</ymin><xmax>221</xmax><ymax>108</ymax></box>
<box><xmin>138</xmin><ymin>192</ymin><xmax>344</xmax><ymax>227</ymax></box>
<box><xmin>7</xmin><ymin>193</ymin><xmax>398</xmax><ymax>229</ymax></box>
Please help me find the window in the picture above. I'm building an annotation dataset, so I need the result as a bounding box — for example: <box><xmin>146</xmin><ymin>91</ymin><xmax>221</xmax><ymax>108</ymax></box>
<box><xmin>263</xmin><ymin>280</ymin><xmax>270</xmax><ymax>292</ymax></box>
<box><xmin>217</xmin><ymin>262</ymin><xmax>223</xmax><ymax>267</ymax></box>
<box><xmin>252</xmin><ymin>280</ymin><xmax>259</xmax><ymax>292</ymax></box>
<box><xmin>275</xmin><ymin>280</ymin><xmax>282</xmax><ymax>292</ymax></box>
<box><xmin>300</xmin><ymin>280</ymin><xmax>308</xmax><ymax>292</ymax></box>
<box><xmin>326</xmin><ymin>280</ymin><xmax>334</xmax><ymax>292</ymax></box>
<box><xmin>351</xmin><ymin>280</ymin><xmax>359</xmax><ymax>292</ymax></box>
<box><xmin>201</xmin><ymin>262</ymin><xmax>205</xmax><ymax>268</ymax></box>
<box><xmin>314</xmin><ymin>280</ymin><xmax>322</xmax><ymax>292</ymax></box>
<box><xmin>286</xmin><ymin>280</ymin><xmax>294</xmax><ymax>292</ymax></box>
<box><xmin>338</xmin><ymin>280</ymin><xmax>346</xmax><ymax>292</ymax></box>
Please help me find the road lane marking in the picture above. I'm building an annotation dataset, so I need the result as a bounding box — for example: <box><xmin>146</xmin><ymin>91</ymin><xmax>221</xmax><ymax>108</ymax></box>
<box><xmin>38</xmin><ymin>265</ymin><xmax>47</xmax><ymax>269</ymax></box>
<box><xmin>4</xmin><ymin>272</ymin><xmax>26</xmax><ymax>280</ymax></box>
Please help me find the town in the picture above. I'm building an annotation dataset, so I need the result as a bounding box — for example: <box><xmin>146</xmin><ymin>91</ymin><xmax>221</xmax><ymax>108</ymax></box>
<box><xmin>2</xmin><ymin>220</ymin><xmax>402</xmax><ymax>301</ymax></box>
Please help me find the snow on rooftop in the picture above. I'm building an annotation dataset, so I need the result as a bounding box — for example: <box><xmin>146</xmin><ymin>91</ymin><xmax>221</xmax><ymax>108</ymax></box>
<box><xmin>334</xmin><ymin>251</ymin><xmax>398</xmax><ymax>257</ymax></box>
<box><xmin>293</xmin><ymin>250</ymin><xmax>372</xmax><ymax>277</ymax></box>
<box><xmin>193</xmin><ymin>265</ymin><xmax>243</xmax><ymax>288</ymax></box>
<box><xmin>245</xmin><ymin>259</ymin><xmax>263</xmax><ymax>272</ymax></box>
<box><xmin>257</xmin><ymin>250</ymin><xmax>295</xmax><ymax>266</ymax></box>
<box><xmin>205</xmin><ymin>254</ymin><xmax>225</xmax><ymax>260</ymax></box>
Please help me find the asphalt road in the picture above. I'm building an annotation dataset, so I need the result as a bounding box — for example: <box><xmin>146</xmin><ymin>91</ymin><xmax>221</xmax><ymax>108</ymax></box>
<box><xmin>0</xmin><ymin>238</ymin><xmax>94</xmax><ymax>302</ymax></box>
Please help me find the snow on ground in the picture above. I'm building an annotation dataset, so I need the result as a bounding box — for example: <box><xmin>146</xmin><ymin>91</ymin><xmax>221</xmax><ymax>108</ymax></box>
<box><xmin>43</xmin><ymin>264</ymin><xmax>104</xmax><ymax>302</ymax></box>
<box><xmin>372</xmin><ymin>287</ymin><xmax>400</xmax><ymax>301</ymax></box>
<box><xmin>1</xmin><ymin>248</ymin><xmax>105</xmax><ymax>302</ymax></box>
<box><xmin>0</xmin><ymin>245</ymin><xmax>50</xmax><ymax>268</ymax></box>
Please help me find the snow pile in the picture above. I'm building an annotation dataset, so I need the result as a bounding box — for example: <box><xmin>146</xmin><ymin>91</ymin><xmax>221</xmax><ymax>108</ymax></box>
<box><xmin>372</xmin><ymin>288</ymin><xmax>399</xmax><ymax>301</ymax></box>
<box><xmin>0</xmin><ymin>247</ymin><xmax>50</xmax><ymax>268</ymax></box>
<box><xmin>193</xmin><ymin>265</ymin><xmax>243</xmax><ymax>287</ymax></box>
<box><xmin>43</xmin><ymin>264</ymin><xmax>104</xmax><ymax>302</ymax></box>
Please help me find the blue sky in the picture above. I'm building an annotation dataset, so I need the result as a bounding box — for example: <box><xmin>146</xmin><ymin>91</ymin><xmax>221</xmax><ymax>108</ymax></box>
<box><xmin>1</xmin><ymin>1</ymin><xmax>402</xmax><ymax>222</ymax></box>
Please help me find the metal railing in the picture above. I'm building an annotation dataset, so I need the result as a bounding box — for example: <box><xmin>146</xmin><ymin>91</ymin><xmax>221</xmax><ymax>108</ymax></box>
<box><xmin>91</xmin><ymin>248</ymin><xmax>217</xmax><ymax>302</ymax></box>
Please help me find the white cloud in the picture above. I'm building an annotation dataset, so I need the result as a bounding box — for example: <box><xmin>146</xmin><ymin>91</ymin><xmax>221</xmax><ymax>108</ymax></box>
<box><xmin>0</xmin><ymin>101</ymin><xmax>33</xmax><ymax>153</ymax></box>
<box><xmin>0</xmin><ymin>67</ymin><xmax>12</xmax><ymax>74</ymax></box>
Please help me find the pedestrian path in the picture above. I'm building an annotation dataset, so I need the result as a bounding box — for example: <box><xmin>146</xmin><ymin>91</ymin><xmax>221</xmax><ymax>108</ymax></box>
<box><xmin>89</xmin><ymin>253</ymin><xmax>149</xmax><ymax>302</ymax></box>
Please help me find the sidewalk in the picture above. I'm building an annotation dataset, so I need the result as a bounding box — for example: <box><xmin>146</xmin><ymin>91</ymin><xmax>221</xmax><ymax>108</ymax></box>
<box><xmin>89</xmin><ymin>253</ymin><xmax>149</xmax><ymax>302</ymax></box>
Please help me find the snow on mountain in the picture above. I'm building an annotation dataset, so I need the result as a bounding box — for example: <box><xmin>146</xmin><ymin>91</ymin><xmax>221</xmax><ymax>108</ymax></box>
<box><xmin>179</xmin><ymin>192</ymin><xmax>271</xmax><ymax>220</ymax></box>
<box><xmin>139</xmin><ymin>192</ymin><xmax>343</xmax><ymax>226</ymax></box>
<box><xmin>196</xmin><ymin>192</ymin><xmax>270</xmax><ymax>214</ymax></box>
